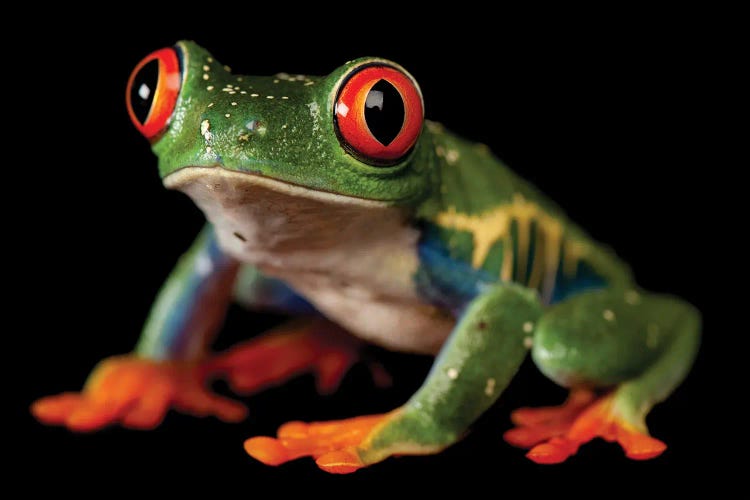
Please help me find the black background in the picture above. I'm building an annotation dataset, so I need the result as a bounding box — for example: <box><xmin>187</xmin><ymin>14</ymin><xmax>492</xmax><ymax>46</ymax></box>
<box><xmin>15</xmin><ymin>8</ymin><xmax>719</xmax><ymax>490</ymax></box>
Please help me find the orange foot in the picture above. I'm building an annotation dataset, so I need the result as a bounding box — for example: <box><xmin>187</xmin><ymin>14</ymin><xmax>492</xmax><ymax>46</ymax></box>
<box><xmin>244</xmin><ymin>413</ymin><xmax>390</xmax><ymax>474</ymax></box>
<box><xmin>206</xmin><ymin>318</ymin><xmax>391</xmax><ymax>395</ymax></box>
<box><xmin>31</xmin><ymin>356</ymin><xmax>247</xmax><ymax>432</ymax></box>
<box><xmin>504</xmin><ymin>390</ymin><xmax>666</xmax><ymax>464</ymax></box>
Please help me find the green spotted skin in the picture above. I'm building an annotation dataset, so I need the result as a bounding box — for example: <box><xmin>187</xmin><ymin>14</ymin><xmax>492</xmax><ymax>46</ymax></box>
<box><xmin>136</xmin><ymin>41</ymin><xmax>700</xmax><ymax>466</ymax></box>
<box><xmin>155</xmin><ymin>41</ymin><xmax>434</xmax><ymax>204</ymax></box>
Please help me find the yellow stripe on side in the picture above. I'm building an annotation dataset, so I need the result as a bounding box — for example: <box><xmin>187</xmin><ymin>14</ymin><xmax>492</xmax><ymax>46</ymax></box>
<box><xmin>435</xmin><ymin>194</ymin><xmax>588</xmax><ymax>301</ymax></box>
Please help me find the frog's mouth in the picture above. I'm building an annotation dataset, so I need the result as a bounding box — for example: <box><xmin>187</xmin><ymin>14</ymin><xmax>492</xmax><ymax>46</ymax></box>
<box><xmin>163</xmin><ymin>166</ymin><xmax>405</xmax><ymax>265</ymax></box>
<box><xmin>164</xmin><ymin>166</ymin><xmax>389</xmax><ymax>208</ymax></box>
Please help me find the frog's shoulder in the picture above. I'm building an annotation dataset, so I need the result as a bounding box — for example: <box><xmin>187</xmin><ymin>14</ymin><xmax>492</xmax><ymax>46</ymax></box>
<box><xmin>417</xmin><ymin>121</ymin><xmax>570</xmax><ymax>222</ymax></box>
<box><xmin>414</xmin><ymin>122</ymin><xmax>633</xmax><ymax>296</ymax></box>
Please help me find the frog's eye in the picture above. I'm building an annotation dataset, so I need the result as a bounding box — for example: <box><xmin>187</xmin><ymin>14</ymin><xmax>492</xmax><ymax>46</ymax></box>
<box><xmin>126</xmin><ymin>47</ymin><xmax>181</xmax><ymax>140</ymax></box>
<box><xmin>334</xmin><ymin>64</ymin><xmax>423</xmax><ymax>166</ymax></box>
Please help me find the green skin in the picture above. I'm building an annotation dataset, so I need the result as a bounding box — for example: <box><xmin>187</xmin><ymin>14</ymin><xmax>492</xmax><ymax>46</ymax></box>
<box><xmin>131</xmin><ymin>41</ymin><xmax>699</xmax><ymax>465</ymax></box>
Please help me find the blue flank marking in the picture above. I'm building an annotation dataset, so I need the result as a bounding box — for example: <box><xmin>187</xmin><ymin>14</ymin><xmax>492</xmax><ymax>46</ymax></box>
<box><xmin>550</xmin><ymin>260</ymin><xmax>608</xmax><ymax>304</ymax></box>
<box><xmin>415</xmin><ymin>223</ymin><xmax>609</xmax><ymax>315</ymax></box>
<box><xmin>414</xmin><ymin>224</ymin><xmax>497</xmax><ymax>316</ymax></box>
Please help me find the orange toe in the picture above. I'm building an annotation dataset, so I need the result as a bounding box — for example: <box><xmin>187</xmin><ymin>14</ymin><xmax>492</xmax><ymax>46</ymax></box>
<box><xmin>244</xmin><ymin>437</ymin><xmax>292</xmax><ymax>466</ymax></box>
<box><xmin>505</xmin><ymin>389</ymin><xmax>594</xmax><ymax>449</ymax></box>
<box><xmin>207</xmin><ymin>320</ymin><xmax>370</xmax><ymax>397</ymax></box>
<box><xmin>504</xmin><ymin>419</ymin><xmax>576</xmax><ymax>448</ymax></box>
<box><xmin>615</xmin><ymin>424</ymin><xmax>667</xmax><ymax>460</ymax></box>
<box><xmin>244</xmin><ymin>413</ymin><xmax>389</xmax><ymax>472</ymax></box>
<box><xmin>527</xmin><ymin>438</ymin><xmax>580</xmax><ymax>464</ymax></box>
<box><xmin>510</xmin><ymin>393</ymin><xmax>667</xmax><ymax>463</ymax></box>
<box><xmin>510</xmin><ymin>389</ymin><xmax>595</xmax><ymax>427</ymax></box>
<box><xmin>316</xmin><ymin>449</ymin><xmax>365</xmax><ymax>474</ymax></box>
<box><xmin>31</xmin><ymin>393</ymin><xmax>83</xmax><ymax>425</ymax></box>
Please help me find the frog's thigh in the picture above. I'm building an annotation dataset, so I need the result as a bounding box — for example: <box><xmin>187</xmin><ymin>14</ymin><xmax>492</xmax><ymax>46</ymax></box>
<box><xmin>532</xmin><ymin>288</ymin><xmax>700</xmax><ymax>424</ymax></box>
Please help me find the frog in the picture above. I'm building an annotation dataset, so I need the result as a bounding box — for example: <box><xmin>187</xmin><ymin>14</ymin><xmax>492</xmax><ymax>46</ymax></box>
<box><xmin>31</xmin><ymin>41</ymin><xmax>700</xmax><ymax>473</ymax></box>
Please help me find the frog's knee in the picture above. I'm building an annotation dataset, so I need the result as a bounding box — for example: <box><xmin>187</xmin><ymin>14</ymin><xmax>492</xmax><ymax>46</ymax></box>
<box><xmin>530</xmin><ymin>288</ymin><xmax>678</xmax><ymax>388</ymax></box>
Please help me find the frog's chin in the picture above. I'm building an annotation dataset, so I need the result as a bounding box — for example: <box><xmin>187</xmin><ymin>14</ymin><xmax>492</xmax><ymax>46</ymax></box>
<box><xmin>163</xmin><ymin>166</ymin><xmax>401</xmax><ymax>266</ymax></box>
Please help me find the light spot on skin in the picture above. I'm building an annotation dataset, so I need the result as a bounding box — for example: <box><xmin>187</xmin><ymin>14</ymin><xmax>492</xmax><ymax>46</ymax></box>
<box><xmin>224</xmin><ymin>65</ymin><xmax>232</xmax><ymax>72</ymax></box>
<box><xmin>523</xmin><ymin>337</ymin><xmax>533</xmax><ymax>349</ymax></box>
<box><xmin>207</xmin><ymin>102</ymin><xmax>214</xmax><ymax>108</ymax></box>
<box><xmin>281</xmin><ymin>124</ymin><xmax>288</xmax><ymax>129</ymax></box>
<box><xmin>273</xmin><ymin>79</ymin><xmax>280</xmax><ymax>83</ymax></box>
<box><xmin>205</xmin><ymin>146</ymin><xmax>212</xmax><ymax>154</ymax></box>
<box><xmin>195</xmin><ymin>252</ymin><xmax>213</xmax><ymax>276</ymax></box>
<box><xmin>295</xmin><ymin>74</ymin><xmax>306</xmax><ymax>80</ymax></box>
<box><xmin>304</xmin><ymin>81</ymin><xmax>315</xmax><ymax>86</ymax></box>
<box><xmin>234</xmin><ymin>86</ymin><xmax>240</xmax><ymax>90</ymax></box>
<box><xmin>240</xmin><ymin>91</ymin><xmax>247</xmax><ymax>94</ymax></box>
<box><xmin>203</xmin><ymin>65</ymin><xmax>210</xmax><ymax>72</ymax></box>
<box><xmin>282</xmin><ymin>96</ymin><xmax>289</xmax><ymax>99</ymax></box>
<box><xmin>603</xmin><ymin>309</ymin><xmax>616</xmax><ymax>321</ymax></box>
<box><xmin>445</xmin><ymin>149</ymin><xmax>460</xmax><ymax>164</ymax></box>
<box><xmin>435</xmin><ymin>146</ymin><xmax>445</xmax><ymax>157</ymax></box>
<box><xmin>426</xmin><ymin>121</ymin><xmax>445</xmax><ymax>133</ymax></box>
<box><xmin>447</xmin><ymin>368</ymin><xmax>459</xmax><ymax>380</ymax></box>
<box><xmin>225</xmin><ymin>113</ymin><xmax>231</xmax><ymax>118</ymax></box>
<box><xmin>251</xmin><ymin>93</ymin><xmax>259</xmax><ymax>97</ymax></box>
<box><xmin>231</xmin><ymin>102</ymin><xmax>238</xmax><ymax>106</ymax></box>
<box><xmin>206</xmin><ymin>85</ymin><xmax>214</xmax><ymax>91</ymax></box>
<box><xmin>238</xmin><ymin>134</ymin><xmax>250</xmax><ymax>142</ymax></box>
<box><xmin>266</xmin><ymin>95</ymin><xmax>275</xmax><ymax>99</ymax></box>
<box><xmin>202</xmin><ymin>73</ymin><xmax>210</xmax><ymax>81</ymax></box>
<box><xmin>229</xmin><ymin>91</ymin><xmax>236</xmax><ymax>95</ymax></box>
<box><xmin>200</xmin><ymin>120</ymin><xmax>212</xmax><ymax>143</ymax></box>
<box><xmin>308</xmin><ymin>102</ymin><xmax>321</xmax><ymax>133</ymax></box>
<box><xmin>207</xmin><ymin>57</ymin><xmax>213</xmax><ymax>63</ymax></box>
<box><xmin>523</xmin><ymin>321</ymin><xmax>534</xmax><ymax>333</ymax></box>
<box><xmin>625</xmin><ymin>290</ymin><xmax>641</xmax><ymax>305</ymax></box>
<box><xmin>237</xmin><ymin>77</ymin><xmax>243</xmax><ymax>82</ymax></box>
<box><xmin>484</xmin><ymin>378</ymin><xmax>496</xmax><ymax>396</ymax></box>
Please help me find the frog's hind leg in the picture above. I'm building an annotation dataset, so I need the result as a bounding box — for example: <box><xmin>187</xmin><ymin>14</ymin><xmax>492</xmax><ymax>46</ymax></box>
<box><xmin>505</xmin><ymin>288</ymin><xmax>700</xmax><ymax>464</ymax></box>
<box><xmin>206</xmin><ymin>317</ymin><xmax>389</xmax><ymax>396</ymax></box>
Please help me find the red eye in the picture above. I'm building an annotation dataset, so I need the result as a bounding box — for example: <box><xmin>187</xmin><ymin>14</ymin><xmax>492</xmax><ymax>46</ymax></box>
<box><xmin>334</xmin><ymin>64</ymin><xmax>423</xmax><ymax>166</ymax></box>
<box><xmin>126</xmin><ymin>47</ymin><xmax>181</xmax><ymax>140</ymax></box>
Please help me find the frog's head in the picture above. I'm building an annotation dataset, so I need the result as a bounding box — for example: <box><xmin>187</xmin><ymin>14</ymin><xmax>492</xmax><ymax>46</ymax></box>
<box><xmin>126</xmin><ymin>41</ymin><xmax>435</xmax><ymax>204</ymax></box>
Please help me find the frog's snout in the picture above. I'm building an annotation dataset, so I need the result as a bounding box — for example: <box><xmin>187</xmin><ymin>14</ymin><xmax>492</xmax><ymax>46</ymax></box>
<box><xmin>126</xmin><ymin>47</ymin><xmax>182</xmax><ymax>141</ymax></box>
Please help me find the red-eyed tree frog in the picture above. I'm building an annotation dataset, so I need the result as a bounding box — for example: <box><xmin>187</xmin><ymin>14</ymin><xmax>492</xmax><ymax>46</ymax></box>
<box><xmin>32</xmin><ymin>41</ymin><xmax>700</xmax><ymax>473</ymax></box>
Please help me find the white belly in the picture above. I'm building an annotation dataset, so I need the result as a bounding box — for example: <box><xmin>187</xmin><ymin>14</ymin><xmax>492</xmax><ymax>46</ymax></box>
<box><xmin>166</xmin><ymin>167</ymin><xmax>455</xmax><ymax>355</ymax></box>
<box><xmin>269</xmin><ymin>269</ymin><xmax>454</xmax><ymax>354</ymax></box>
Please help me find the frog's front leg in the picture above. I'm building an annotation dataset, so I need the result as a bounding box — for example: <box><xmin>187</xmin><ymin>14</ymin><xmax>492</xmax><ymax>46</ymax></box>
<box><xmin>31</xmin><ymin>226</ymin><xmax>371</xmax><ymax>431</ymax></box>
<box><xmin>31</xmin><ymin>225</ymin><xmax>244</xmax><ymax>430</ymax></box>
<box><xmin>244</xmin><ymin>283</ymin><xmax>543</xmax><ymax>473</ymax></box>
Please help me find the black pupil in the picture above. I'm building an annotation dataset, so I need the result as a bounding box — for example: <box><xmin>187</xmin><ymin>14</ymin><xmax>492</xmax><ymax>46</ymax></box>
<box><xmin>364</xmin><ymin>79</ymin><xmax>404</xmax><ymax>146</ymax></box>
<box><xmin>130</xmin><ymin>60</ymin><xmax>159</xmax><ymax>124</ymax></box>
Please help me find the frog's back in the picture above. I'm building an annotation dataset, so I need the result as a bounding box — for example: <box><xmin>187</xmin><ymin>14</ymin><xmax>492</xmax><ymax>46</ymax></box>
<box><xmin>415</xmin><ymin>122</ymin><xmax>633</xmax><ymax>311</ymax></box>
